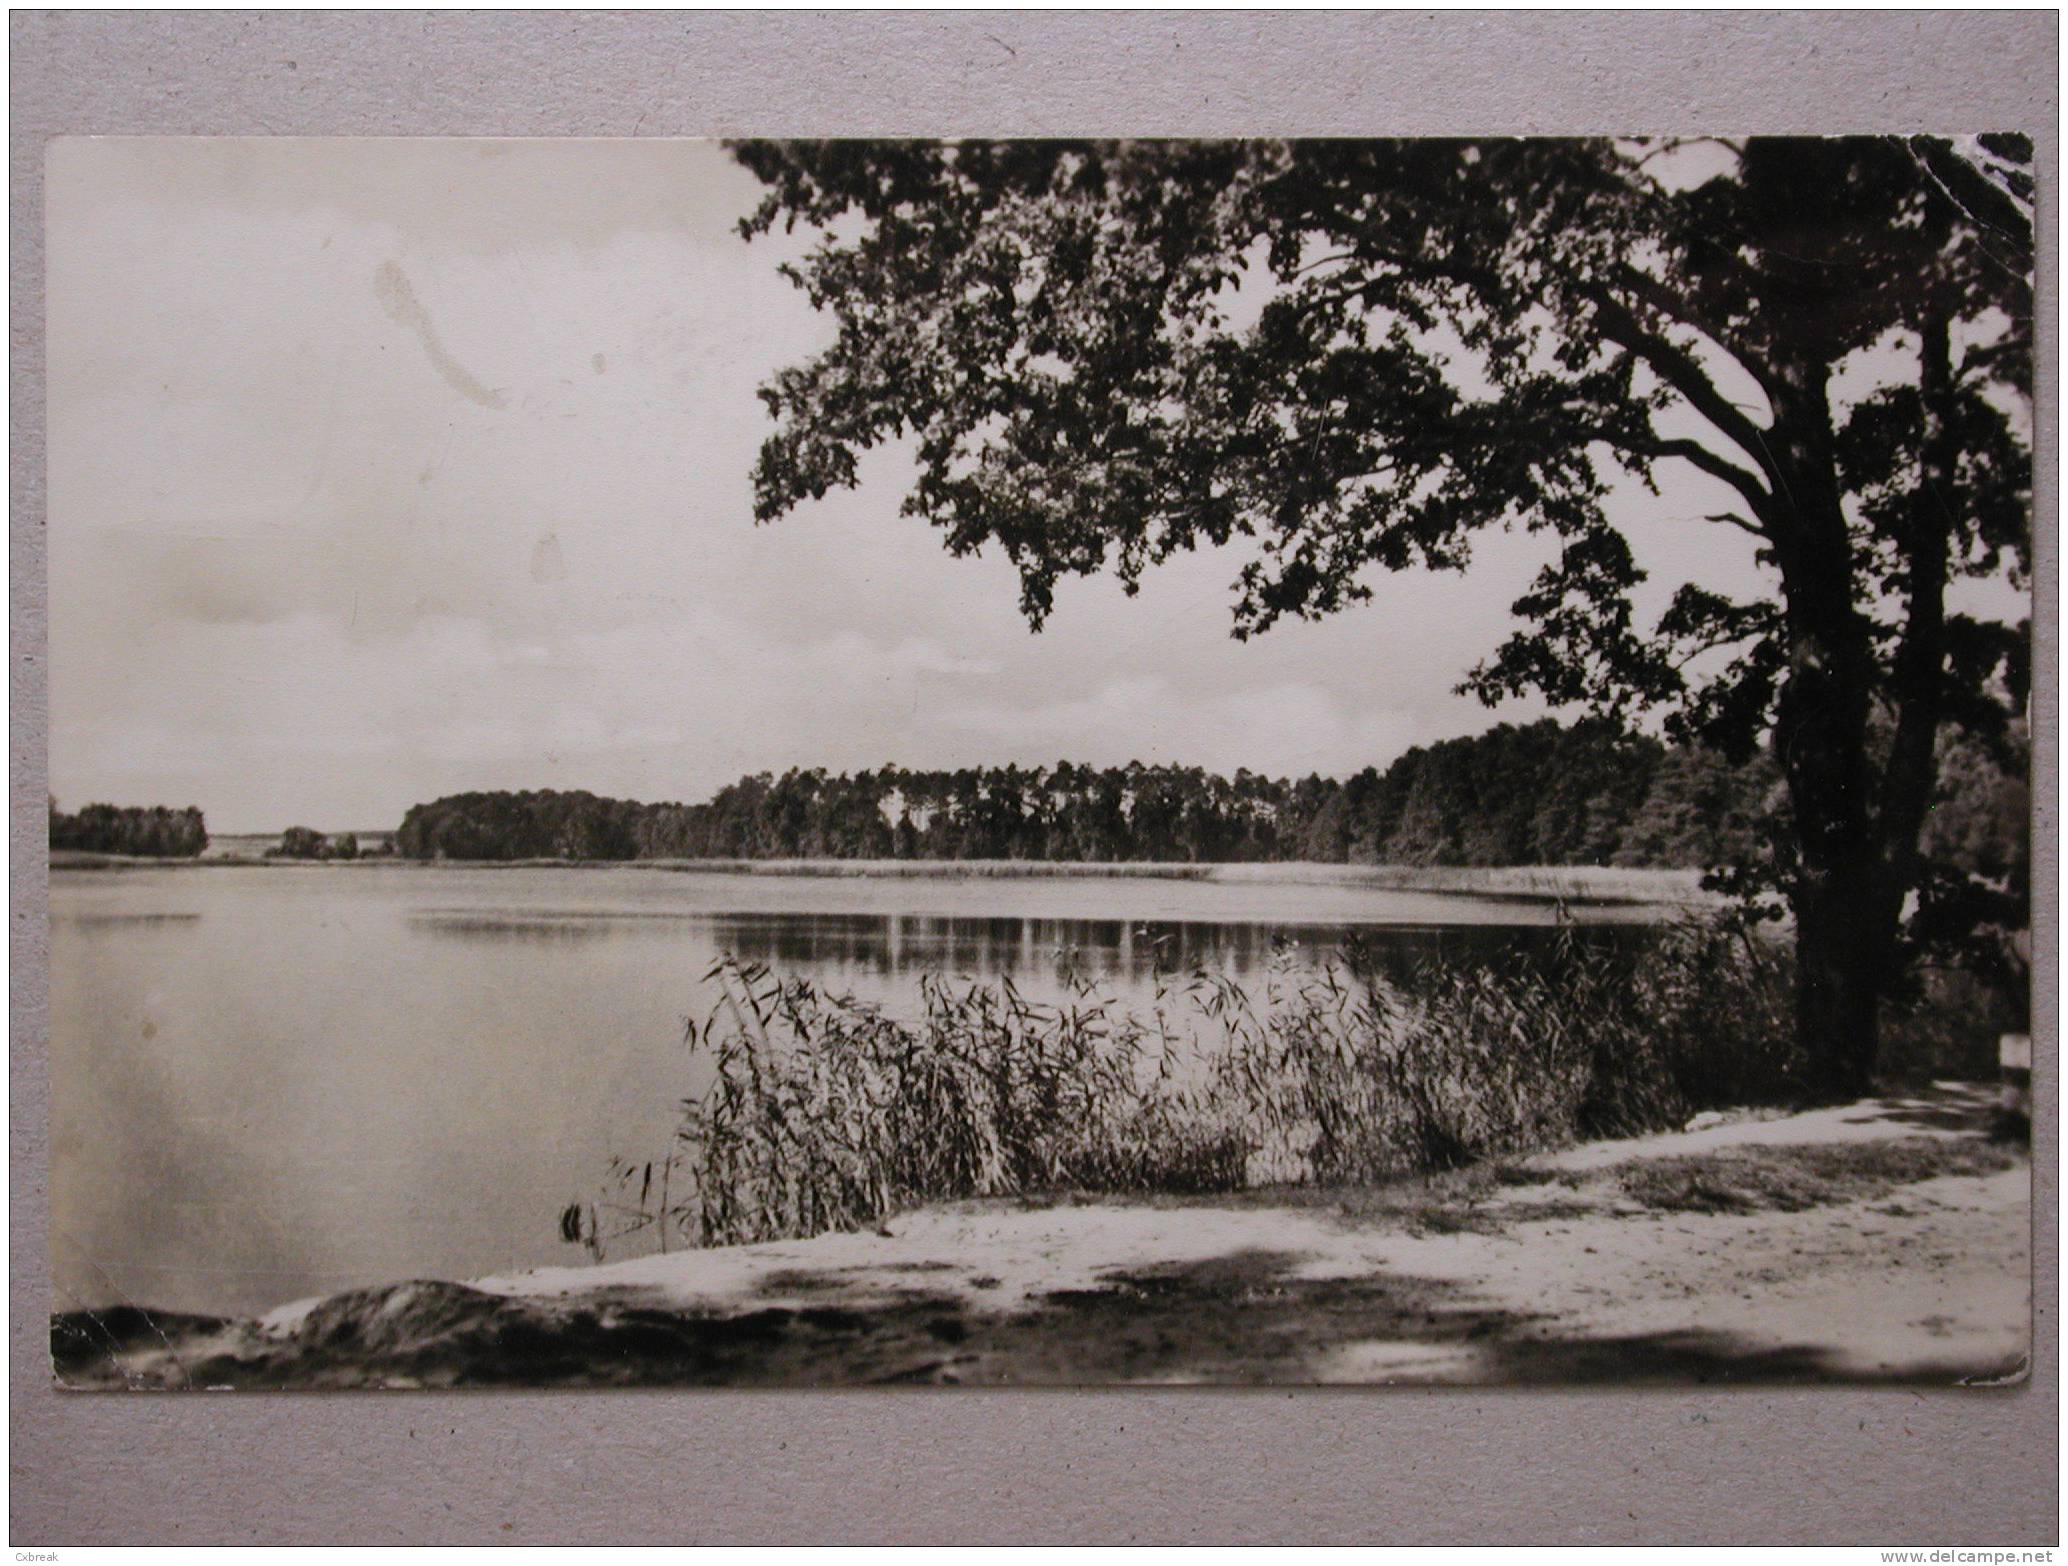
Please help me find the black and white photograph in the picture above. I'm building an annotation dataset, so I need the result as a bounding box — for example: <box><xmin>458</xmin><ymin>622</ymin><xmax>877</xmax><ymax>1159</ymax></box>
<box><xmin>44</xmin><ymin>133</ymin><xmax>2035</xmax><ymax>1390</ymax></box>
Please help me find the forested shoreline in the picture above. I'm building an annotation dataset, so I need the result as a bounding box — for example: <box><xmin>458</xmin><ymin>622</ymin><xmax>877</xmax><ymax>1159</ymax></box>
<box><xmin>48</xmin><ymin>801</ymin><xmax>207</xmax><ymax>858</ymax></box>
<box><xmin>49</xmin><ymin>718</ymin><xmax>2023</xmax><ymax>876</ymax></box>
<box><xmin>391</xmin><ymin>718</ymin><xmax>2027</xmax><ymax>875</ymax></box>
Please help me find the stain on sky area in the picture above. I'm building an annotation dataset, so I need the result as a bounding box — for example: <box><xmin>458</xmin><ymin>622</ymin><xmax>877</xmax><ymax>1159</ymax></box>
<box><xmin>373</xmin><ymin>259</ymin><xmax>509</xmax><ymax>411</ymax></box>
<box><xmin>530</xmin><ymin>531</ymin><xmax>568</xmax><ymax>584</ymax></box>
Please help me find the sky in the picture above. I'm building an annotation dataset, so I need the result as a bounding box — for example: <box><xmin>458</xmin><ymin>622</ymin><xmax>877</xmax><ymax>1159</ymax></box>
<box><xmin>45</xmin><ymin>138</ymin><xmax>1791</xmax><ymax>833</ymax></box>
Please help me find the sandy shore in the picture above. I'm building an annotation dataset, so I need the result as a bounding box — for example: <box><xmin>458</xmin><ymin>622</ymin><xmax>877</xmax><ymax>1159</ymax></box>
<box><xmin>54</xmin><ymin>1081</ymin><xmax>2025</xmax><ymax>1389</ymax></box>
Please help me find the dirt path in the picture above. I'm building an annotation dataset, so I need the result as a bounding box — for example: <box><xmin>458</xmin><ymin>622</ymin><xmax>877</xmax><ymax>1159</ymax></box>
<box><xmin>54</xmin><ymin>1082</ymin><xmax>2027</xmax><ymax>1388</ymax></box>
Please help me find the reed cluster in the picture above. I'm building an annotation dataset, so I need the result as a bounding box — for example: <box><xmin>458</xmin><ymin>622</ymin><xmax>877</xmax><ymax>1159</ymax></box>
<box><xmin>575</xmin><ymin>916</ymin><xmax>1811</xmax><ymax>1255</ymax></box>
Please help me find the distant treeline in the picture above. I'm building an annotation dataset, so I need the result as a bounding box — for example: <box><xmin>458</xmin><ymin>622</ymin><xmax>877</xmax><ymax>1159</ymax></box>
<box><xmin>268</xmin><ymin>827</ymin><xmax>383</xmax><ymax>861</ymax></box>
<box><xmin>49</xmin><ymin>801</ymin><xmax>207</xmax><ymax>858</ymax></box>
<box><xmin>396</xmin><ymin>720</ymin><xmax>1811</xmax><ymax>868</ymax></box>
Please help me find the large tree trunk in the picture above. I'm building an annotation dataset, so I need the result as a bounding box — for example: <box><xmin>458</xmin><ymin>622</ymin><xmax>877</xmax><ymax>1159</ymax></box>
<box><xmin>1791</xmin><ymin>859</ymin><xmax>1901</xmax><ymax>1098</ymax></box>
<box><xmin>1795</xmin><ymin>872</ymin><xmax>1894</xmax><ymax>1092</ymax></box>
<box><xmin>1765</xmin><ymin>355</ymin><xmax>1901</xmax><ymax>1097</ymax></box>
<box><xmin>1779</xmin><ymin>315</ymin><xmax>1960</xmax><ymax>1100</ymax></box>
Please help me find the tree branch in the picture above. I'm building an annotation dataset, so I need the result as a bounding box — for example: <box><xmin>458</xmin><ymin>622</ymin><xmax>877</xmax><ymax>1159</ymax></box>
<box><xmin>1632</xmin><ymin>435</ymin><xmax>1777</xmax><ymax>527</ymax></box>
<box><xmin>1610</xmin><ymin>260</ymin><xmax>1785</xmax><ymax>408</ymax></box>
<box><xmin>1701</xmin><ymin>510</ymin><xmax>1765</xmax><ymax>539</ymax></box>
<box><xmin>1582</xmin><ymin>285</ymin><xmax>1782</xmax><ymax>495</ymax></box>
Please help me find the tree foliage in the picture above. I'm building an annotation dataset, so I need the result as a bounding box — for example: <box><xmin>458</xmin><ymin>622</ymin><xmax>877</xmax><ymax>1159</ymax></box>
<box><xmin>391</xmin><ymin>719</ymin><xmax>2023</xmax><ymax>878</ymax></box>
<box><xmin>732</xmin><ymin>135</ymin><xmax>2034</xmax><ymax>1089</ymax></box>
<box><xmin>49</xmin><ymin>800</ymin><xmax>207</xmax><ymax>858</ymax></box>
<box><xmin>267</xmin><ymin>826</ymin><xmax>359</xmax><ymax>861</ymax></box>
<box><xmin>395</xmin><ymin>790</ymin><xmax>646</xmax><ymax>862</ymax></box>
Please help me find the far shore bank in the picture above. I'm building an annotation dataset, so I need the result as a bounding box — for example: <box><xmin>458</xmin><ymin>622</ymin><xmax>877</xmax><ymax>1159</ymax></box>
<box><xmin>47</xmin><ymin>852</ymin><xmax>1713</xmax><ymax>903</ymax></box>
<box><xmin>53</xmin><ymin>1081</ymin><xmax>2025</xmax><ymax>1389</ymax></box>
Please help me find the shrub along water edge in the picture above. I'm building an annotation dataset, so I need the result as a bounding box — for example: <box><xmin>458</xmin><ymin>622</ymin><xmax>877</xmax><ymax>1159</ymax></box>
<box><xmin>564</xmin><ymin>911</ymin><xmax>2013</xmax><ymax>1260</ymax></box>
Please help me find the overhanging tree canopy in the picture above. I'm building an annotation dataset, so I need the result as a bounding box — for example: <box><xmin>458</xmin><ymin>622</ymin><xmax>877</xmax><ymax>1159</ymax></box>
<box><xmin>731</xmin><ymin>136</ymin><xmax>2034</xmax><ymax>1093</ymax></box>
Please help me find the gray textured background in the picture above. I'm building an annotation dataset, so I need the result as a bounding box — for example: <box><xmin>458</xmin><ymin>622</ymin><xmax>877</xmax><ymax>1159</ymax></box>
<box><xmin>9</xmin><ymin>10</ymin><xmax>2059</xmax><ymax>1546</ymax></box>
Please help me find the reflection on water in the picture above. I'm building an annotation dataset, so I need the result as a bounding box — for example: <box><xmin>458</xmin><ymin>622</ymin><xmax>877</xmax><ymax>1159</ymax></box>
<box><xmin>52</xmin><ymin>864</ymin><xmax>1668</xmax><ymax>1317</ymax></box>
<box><xmin>57</xmin><ymin>911</ymin><xmax>204</xmax><ymax>929</ymax></box>
<box><xmin>410</xmin><ymin>906</ymin><xmax>1631</xmax><ymax>990</ymax></box>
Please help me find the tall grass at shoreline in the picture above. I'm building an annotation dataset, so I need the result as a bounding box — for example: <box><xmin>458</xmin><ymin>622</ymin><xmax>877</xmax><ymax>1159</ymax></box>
<box><xmin>575</xmin><ymin>915</ymin><xmax>1829</xmax><ymax>1256</ymax></box>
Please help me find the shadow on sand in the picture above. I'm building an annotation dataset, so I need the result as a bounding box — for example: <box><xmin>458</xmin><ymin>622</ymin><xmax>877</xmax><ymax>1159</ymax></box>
<box><xmin>1834</xmin><ymin>1081</ymin><xmax>2001</xmax><ymax>1138</ymax></box>
<box><xmin>51</xmin><ymin>1242</ymin><xmax>2021</xmax><ymax>1390</ymax></box>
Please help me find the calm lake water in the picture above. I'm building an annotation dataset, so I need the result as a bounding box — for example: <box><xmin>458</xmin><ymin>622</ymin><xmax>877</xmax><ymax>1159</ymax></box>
<box><xmin>50</xmin><ymin>863</ymin><xmax>1670</xmax><ymax>1316</ymax></box>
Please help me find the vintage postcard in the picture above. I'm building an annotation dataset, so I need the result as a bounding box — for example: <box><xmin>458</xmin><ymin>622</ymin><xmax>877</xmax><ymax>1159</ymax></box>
<box><xmin>45</xmin><ymin>136</ymin><xmax>2033</xmax><ymax>1388</ymax></box>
